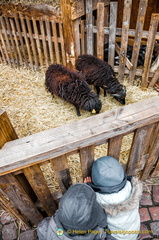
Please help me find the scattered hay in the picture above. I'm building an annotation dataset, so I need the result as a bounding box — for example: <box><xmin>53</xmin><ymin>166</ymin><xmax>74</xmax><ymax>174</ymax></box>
<box><xmin>0</xmin><ymin>63</ymin><xmax>158</xmax><ymax>191</ymax></box>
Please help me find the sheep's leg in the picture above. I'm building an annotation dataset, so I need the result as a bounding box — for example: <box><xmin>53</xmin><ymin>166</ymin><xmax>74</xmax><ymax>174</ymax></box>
<box><xmin>104</xmin><ymin>89</ymin><xmax>107</xmax><ymax>97</ymax></box>
<box><xmin>75</xmin><ymin>106</ymin><xmax>81</xmax><ymax>116</ymax></box>
<box><xmin>95</xmin><ymin>86</ymin><xmax>100</xmax><ymax>96</ymax></box>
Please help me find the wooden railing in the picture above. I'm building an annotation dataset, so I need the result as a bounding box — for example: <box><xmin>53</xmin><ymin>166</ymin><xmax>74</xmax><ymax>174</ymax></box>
<box><xmin>0</xmin><ymin>96</ymin><xmax>159</xmax><ymax>227</ymax></box>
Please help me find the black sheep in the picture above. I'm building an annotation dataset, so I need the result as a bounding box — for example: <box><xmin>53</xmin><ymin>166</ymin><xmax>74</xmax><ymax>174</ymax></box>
<box><xmin>76</xmin><ymin>54</ymin><xmax>126</xmax><ymax>105</ymax></box>
<box><xmin>45</xmin><ymin>64</ymin><xmax>102</xmax><ymax>116</ymax></box>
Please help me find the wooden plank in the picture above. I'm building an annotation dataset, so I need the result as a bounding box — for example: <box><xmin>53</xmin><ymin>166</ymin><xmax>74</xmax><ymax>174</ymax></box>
<box><xmin>39</xmin><ymin>18</ymin><xmax>49</xmax><ymax>68</ymax></box>
<box><xmin>0</xmin><ymin>191</ymin><xmax>30</xmax><ymax>227</ymax></box>
<box><xmin>108</xmin><ymin>2</ymin><xmax>118</xmax><ymax>66</ymax></box>
<box><xmin>0</xmin><ymin>30</ymin><xmax>11</xmax><ymax>65</ymax></box>
<box><xmin>45</xmin><ymin>18</ymin><xmax>54</xmax><ymax>64</ymax></box>
<box><xmin>20</xmin><ymin>14</ymin><xmax>34</xmax><ymax>69</ymax></box>
<box><xmin>86</xmin><ymin>0</ymin><xmax>93</xmax><ymax>55</ymax></box>
<box><xmin>126</xmin><ymin>124</ymin><xmax>155</xmax><ymax>175</ymax></box>
<box><xmin>107</xmin><ymin>135</ymin><xmax>123</xmax><ymax>160</ymax></box>
<box><xmin>118</xmin><ymin>0</ymin><xmax>132</xmax><ymax>82</ymax></box>
<box><xmin>9</xmin><ymin>18</ymin><xmax>23</xmax><ymax>65</ymax></box>
<box><xmin>151</xmin><ymin>157</ymin><xmax>159</xmax><ymax>177</ymax></box>
<box><xmin>23</xmin><ymin>164</ymin><xmax>57</xmax><ymax>216</ymax></box>
<box><xmin>129</xmin><ymin>0</ymin><xmax>148</xmax><ymax>83</ymax></box>
<box><xmin>0</xmin><ymin>174</ymin><xmax>43</xmax><ymax>226</ymax></box>
<box><xmin>73</xmin><ymin>18</ymin><xmax>81</xmax><ymax>58</ymax></box>
<box><xmin>141</xmin><ymin>130</ymin><xmax>159</xmax><ymax>181</ymax></box>
<box><xmin>59</xmin><ymin>22</ymin><xmax>66</xmax><ymax>65</ymax></box>
<box><xmin>26</xmin><ymin>16</ymin><xmax>38</xmax><ymax>69</ymax></box>
<box><xmin>141</xmin><ymin>14</ymin><xmax>159</xmax><ymax>88</ymax></box>
<box><xmin>32</xmin><ymin>18</ymin><xmax>43</xmax><ymax>67</ymax></box>
<box><xmin>149</xmin><ymin>66</ymin><xmax>159</xmax><ymax>88</ymax></box>
<box><xmin>52</xmin><ymin>20</ymin><xmax>60</xmax><ymax>64</ymax></box>
<box><xmin>0</xmin><ymin>16</ymin><xmax>15</xmax><ymax>64</ymax></box>
<box><xmin>14</xmin><ymin>13</ymin><xmax>28</xmax><ymax>66</ymax></box>
<box><xmin>0</xmin><ymin>44</ymin><xmax>5</xmax><ymax>64</ymax></box>
<box><xmin>51</xmin><ymin>155</ymin><xmax>72</xmax><ymax>194</ymax></box>
<box><xmin>115</xmin><ymin>43</ymin><xmax>133</xmax><ymax>70</ymax></box>
<box><xmin>0</xmin><ymin>109</ymin><xmax>18</xmax><ymax>149</ymax></box>
<box><xmin>79</xmin><ymin>146</ymin><xmax>94</xmax><ymax>179</ymax></box>
<box><xmin>97</xmin><ymin>2</ymin><xmax>104</xmax><ymax>59</ymax></box>
<box><xmin>60</xmin><ymin>0</ymin><xmax>76</xmax><ymax>68</ymax></box>
<box><xmin>4</xmin><ymin>16</ymin><xmax>19</xmax><ymax>65</ymax></box>
<box><xmin>80</xmin><ymin>20</ymin><xmax>86</xmax><ymax>55</ymax></box>
<box><xmin>0</xmin><ymin>96</ymin><xmax>159</xmax><ymax>175</ymax></box>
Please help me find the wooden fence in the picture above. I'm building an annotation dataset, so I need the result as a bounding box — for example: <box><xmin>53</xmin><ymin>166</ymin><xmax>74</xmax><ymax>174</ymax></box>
<box><xmin>0</xmin><ymin>0</ymin><xmax>159</xmax><ymax>87</ymax></box>
<box><xmin>0</xmin><ymin>96</ymin><xmax>159</xmax><ymax>227</ymax></box>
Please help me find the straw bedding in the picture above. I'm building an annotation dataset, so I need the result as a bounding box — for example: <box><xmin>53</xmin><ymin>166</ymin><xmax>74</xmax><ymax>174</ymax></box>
<box><xmin>0</xmin><ymin>63</ymin><xmax>158</xmax><ymax>191</ymax></box>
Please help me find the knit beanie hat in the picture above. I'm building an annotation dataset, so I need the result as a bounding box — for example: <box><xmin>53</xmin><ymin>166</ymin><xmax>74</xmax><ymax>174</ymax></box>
<box><xmin>57</xmin><ymin>183</ymin><xmax>107</xmax><ymax>231</ymax></box>
<box><xmin>87</xmin><ymin>156</ymin><xmax>127</xmax><ymax>194</ymax></box>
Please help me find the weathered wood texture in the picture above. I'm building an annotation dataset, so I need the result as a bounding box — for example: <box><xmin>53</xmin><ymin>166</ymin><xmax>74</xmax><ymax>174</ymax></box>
<box><xmin>0</xmin><ymin>96</ymin><xmax>159</xmax><ymax>176</ymax></box>
<box><xmin>0</xmin><ymin>109</ymin><xmax>18</xmax><ymax>149</ymax></box>
<box><xmin>80</xmin><ymin>146</ymin><xmax>94</xmax><ymax>179</ymax></box>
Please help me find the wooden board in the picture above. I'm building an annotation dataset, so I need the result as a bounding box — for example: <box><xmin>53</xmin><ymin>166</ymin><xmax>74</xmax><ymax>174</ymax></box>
<box><xmin>0</xmin><ymin>96</ymin><xmax>159</xmax><ymax>175</ymax></box>
<box><xmin>97</xmin><ymin>3</ymin><xmax>104</xmax><ymax>59</ymax></box>
<box><xmin>79</xmin><ymin>146</ymin><xmax>94</xmax><ymax>179</ymax></box>
<box><xmin>107</xmin><ymin>135</ymin><xmax>123</xmax><ymax>160</ymax></box>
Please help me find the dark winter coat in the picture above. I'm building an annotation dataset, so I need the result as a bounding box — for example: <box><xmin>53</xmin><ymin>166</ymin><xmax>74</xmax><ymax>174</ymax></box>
<box><xmin>45</xmin><ymin>64</ymin><xmax>102</xmax><ymax>116</ymax></box>
<box><xmin>76</xmin><ymin>54</ymin><xmax>126</xmax><ymax>105</ymax></box>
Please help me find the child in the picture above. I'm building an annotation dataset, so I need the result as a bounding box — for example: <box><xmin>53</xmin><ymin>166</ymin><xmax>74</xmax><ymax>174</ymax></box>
<box><xmin>84</xmin><ymin>156</ymin><xmax>143</xmax><ymax>240</ymax></box>
<box><xmin>37</xmin><ymin>183</ymin><xmax>117</xmax><ymax>240</ymax></box>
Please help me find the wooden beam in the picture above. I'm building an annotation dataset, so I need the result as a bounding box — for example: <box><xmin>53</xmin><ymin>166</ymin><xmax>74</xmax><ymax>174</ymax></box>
<box><xmin>107</xmin><ymin>135</ymin><xmax>123</xmax><ymax>160</ymax></box>
<box><xmin>0</xmin><ymin>97</ymin><xmax>159</xmax><ymax>176</ymax></box>
<box><xmin>97</xmin><ymin>2</ymin><xmax>104</xmax><ymax>59</ymax></box>
<box><xmin>79</xmin><ymin>146</ymin><xmax>94</xmax><ymax>179</ymax></box>
<box><xmin>86</xmin><ymin>0</ymin><xmax>93</xmax><ymax>55</ymax></box>
<box><xmin>0</xmin><ymin>109</ymin><xmax>18</xmax><ymax>149</ymax></box>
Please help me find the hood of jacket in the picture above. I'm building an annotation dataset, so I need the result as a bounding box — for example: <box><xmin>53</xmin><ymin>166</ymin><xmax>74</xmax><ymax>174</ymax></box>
<box><xmin>100</xmin><ymin>177</ymin><xmax>143</xmax><ymax>216</ymax></box>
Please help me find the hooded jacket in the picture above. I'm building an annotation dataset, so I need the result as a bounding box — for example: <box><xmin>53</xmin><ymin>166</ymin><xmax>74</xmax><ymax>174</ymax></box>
<box><xmin>37</xmin><ymin>183</ymin><xmax>117</xmax><ymax>240</ymax></box>
<box><xmin>96</xmin><ymin>177</ymin><xmax>143</xmax><ymax>240</ymax></box>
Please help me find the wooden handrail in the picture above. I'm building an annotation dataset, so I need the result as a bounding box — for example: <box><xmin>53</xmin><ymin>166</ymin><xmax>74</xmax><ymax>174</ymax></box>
<box><xmin>0</xmin><ymin>96</ymin><xmax>159</xmax><ymax>176</ymax></box>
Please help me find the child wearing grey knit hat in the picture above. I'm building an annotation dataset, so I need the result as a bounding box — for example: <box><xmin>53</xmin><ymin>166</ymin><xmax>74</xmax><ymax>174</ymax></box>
<box><xmin>84</xmin><ymin>156</ymin><xmax>143</xmax><ymax>240</ymax></box>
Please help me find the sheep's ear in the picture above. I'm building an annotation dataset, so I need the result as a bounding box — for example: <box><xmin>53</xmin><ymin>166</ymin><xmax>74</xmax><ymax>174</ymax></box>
<box><xmin>92</xmin><ymin>109</ymin><xmax>96</xmax><ymax>113</ymax></box>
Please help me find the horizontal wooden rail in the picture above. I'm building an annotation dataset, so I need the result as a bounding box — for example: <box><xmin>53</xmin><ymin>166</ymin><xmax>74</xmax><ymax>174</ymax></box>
<box><xmin>0</xmin><ymin>96</ymin><xmax>159</xmax><ymax>176</ymax></box>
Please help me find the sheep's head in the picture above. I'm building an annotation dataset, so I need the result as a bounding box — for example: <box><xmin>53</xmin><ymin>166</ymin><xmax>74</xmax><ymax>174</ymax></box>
<box><xmin>82</xmin><ymin>92</ymin><xmax>102</xmax><ymax>114</ymax></box>
<box><xmin>108</xmin><ymin>85</ymin><xmax>126</xmax><ymax>105</ymax></box>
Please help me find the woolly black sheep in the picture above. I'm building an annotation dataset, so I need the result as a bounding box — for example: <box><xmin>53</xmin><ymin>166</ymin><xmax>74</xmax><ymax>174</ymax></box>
<box><xmin>45</xmin><ymin>64</ymin><xmax>102</xmax><ymax>116</ymax></box>
<box><xmin>76</xmin><ymin>54</ymin><xmax>126</xmax><ymax>105</ymax></box>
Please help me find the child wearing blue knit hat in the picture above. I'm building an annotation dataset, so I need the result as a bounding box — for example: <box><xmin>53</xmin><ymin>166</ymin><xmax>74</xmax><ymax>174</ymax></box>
<box><xmin>84</xmin><ymin>156</ymin><xmax>143</xmax><ymax>240</ymax></box>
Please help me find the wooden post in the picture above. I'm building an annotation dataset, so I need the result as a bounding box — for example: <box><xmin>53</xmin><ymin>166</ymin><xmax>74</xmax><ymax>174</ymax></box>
<box><xmin>0</xmin><ymin>109</ymin><xmax>18</xmax><ymax>149</ymax></box>
<box><xmin>141</xmin><ymin>14</ymin><xmax>159</xmax><ymax>88</ymax></box>
<box><xmin>60</xmin><ymin>0</ymin><xmax>76</xmax><ymax>69</ymax></box>
<box><xmin>86</xmin><ymin>0</ymin><xmax>93</xmax><ymax>55</ymax></box>
<box><xmin>118</xmin><ymin>0</ymin><xmax>132</xmax><ymax>82</ymax></box>
<box><xmin>97</xmin><ymin>3</ymin><xmax>104</xmax><ymax>59</ymax></box>
<box><xmin>108</xmin><ymin>135</ymin><xmax>123</xmax><ymax>160</ymax></box>
<box><xmin>80</xmin><ymin>146</ymin><xmax>94</xmax><ymax>179</ymax></box>
<box><xmin>149</xmin><ymin>66</ymin><xmax>159</xmax><ymax>88</ymax></box>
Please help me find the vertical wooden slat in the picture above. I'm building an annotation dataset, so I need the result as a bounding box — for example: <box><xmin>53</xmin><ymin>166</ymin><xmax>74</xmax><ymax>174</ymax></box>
<box><xmin>0</xmin><ymin>16</ymin><xmax>15</xmax><ymax>63</ymax></box>
<box><xmin>97</xmin><ymin>2</ymin><xmax>104</xmax><ymax>59</ymax></box>
<box><xmin>108</xmin><ymin>1</ymin><xmax>118</xmax><ymax>67</ymax></box>
<box><xmin>141</xmin><ymin>14</ymin><xmax>159</xmax><ymax>88</ymax></box>
<box><xmin>9</xmin><ymin>18</ymin><xmax>23</xmax><ymax>65</ymax></box>
<box><xmin>14</xmin><ymin>13</ymin><xmax>28</xmax><ymax>66</ymax></box>
<box><xmin>0</xmin><ymin>191</ymin><xmax>30</xmax><ymax>227</ymax></box>
<box><xmin>129</xmin><ymin>0</ymin><xmax>148</xmax><ymax>84</ymax></box>
<box><xmin>0</xmin><ymin>44</ymin><xmax>5</xmax><ymax>63</ymax></box>
<box><xmin>4</xmin><ymin>16</ymin><xmax>19</xmax><ymax>65</ymax></box>
<box><xmin>118</xmin><ymin>0</ymin><xmax>132</xmax><ymax>82</ymax></box>
<box><xmin>26</xmin><ymin>16</ymin><xmax>38</xmax><ymax>69</ymax></box>
<box><xmin>80</xmin><ymin>20</ymin><xmax>86</xmax><ymax>55</ymax></box>
<box><xmin>52</xmin><ymin>20</ymin><xmax>60</xmax><ymax>64</ymax></box>
<box><xmin>59</xmin><ymin>22</ymin><xmax>66</xmax><ymax>65</ymax></box>
<box><xmin>141</xmin><ymin>131</ymin><xmax>159</xmax><ymax>181</ymax></box>
<box><xmin>79</xmin><ymin>146</ymin><xmax>94</xmax><ymax>179</ymax></box>
<box><xmin>23</xmin><ymin>165</ymin><xmax>57</xmax><ymax>216</ymax></box>
<box><xmin>40</xmin><ymin>18</ymin><xmax>49</xmax><ymax>68</ymax></box>
<box><xmin>0</xmin><ymin>30</ymin><xmax>11</xmax><ymax>65</ymax></box>
<box><xmin>45</xmin><ymin>18</ymin><xmax>54</xmax><ymax>64</ymax></box>
<box><xmin>0</xmin><ymin>174</ymin><xmax>43</xmax><ymax>226</ymax></box>
<box><xmin>73</xmin><ymin>19</ymin><xmax>81</xmax><ymax>58</ymax></box>
<box><xmin>86</xmin><ymin>0</ymin><xmax>93</xmax><ymax>55</ymax></box>
<box><xmin>0</xmin><ymin>109</ymin><xmax>18</xmax><ymax>149</ymax></box>
<box><xmin>107</xmin><ymin>135</ymin><xmax>123</xmax><ymax>160</ymax></box>
<box><xmin>20</xmin><ymin>14</ymin><xmax>34</xmax><ymax>69</ymax></box>
<box><xmin>51</xmin><ymin>155</ymin><xmax>72</xmax><ymax>194</ymax></box>
<box><xmin>60</xmin><ymin>0</ymin><xmax>76</xmax><ymax>68</ymax></box>
<box><xmin>151</xmin><ymin>157</ymin><xmax>159</xmax><ymax>177</ymax></box>
<box><xmin>32</xmin><ymin>18</ymin><xmax>43</xmax><ymax>67</ymax></box>
<box><xmin>126</xmin><ymin>124</ymin><xmax>155</xmax><ymax>175</ymax></box>
<box><xmin>149</xmin><ymin>66</ymin><xmax>159</xmax><ymax>88</ymax></box>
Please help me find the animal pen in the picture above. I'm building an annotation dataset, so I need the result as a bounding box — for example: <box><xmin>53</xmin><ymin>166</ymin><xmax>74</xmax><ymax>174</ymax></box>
<box><xmin>0</xmin><ymin>0</ymin><xmax>159</xmax><ymax>228</ymax></box>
